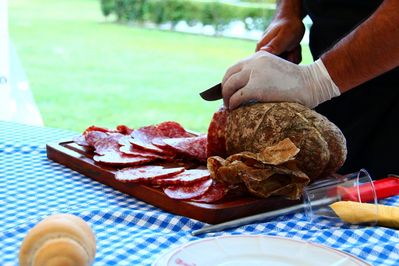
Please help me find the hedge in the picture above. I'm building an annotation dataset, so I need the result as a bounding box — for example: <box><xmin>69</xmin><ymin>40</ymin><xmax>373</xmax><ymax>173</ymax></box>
<box><xmin>100</xmin><ymin>0</ymin><xmax>275</xmax><ymax>32</ymax></box>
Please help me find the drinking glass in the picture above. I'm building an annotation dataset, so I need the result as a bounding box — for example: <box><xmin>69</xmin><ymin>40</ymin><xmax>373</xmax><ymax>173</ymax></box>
<box><xmin>303</xmin><ymin>169</ymin><xmax>378</xmax><ymax>223</ymax></box>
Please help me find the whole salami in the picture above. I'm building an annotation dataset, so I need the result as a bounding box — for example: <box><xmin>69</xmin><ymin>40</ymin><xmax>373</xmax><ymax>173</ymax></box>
<box><xmin>208</xmin><ymin>102</ymin><xmax>347</xmax><ymax>180</ymax></box>
<box><xmin>206</xmin><ymin>106</ymin><xmax>228</xmax><ymax>158</ymax></box>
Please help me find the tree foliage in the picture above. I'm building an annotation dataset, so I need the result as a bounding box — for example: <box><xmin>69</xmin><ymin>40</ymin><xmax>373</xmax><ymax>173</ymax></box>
<box><xmin>100</xmin><ymin>0</ymin><xmax>275</xmax><ymax>32</ymax></box>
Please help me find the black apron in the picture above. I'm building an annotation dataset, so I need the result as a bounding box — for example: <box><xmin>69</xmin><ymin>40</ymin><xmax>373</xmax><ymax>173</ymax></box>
<box><xmin>303</xmin><ymin>0</ymin><xmax>399</xmax><ymax>178</ymax></box>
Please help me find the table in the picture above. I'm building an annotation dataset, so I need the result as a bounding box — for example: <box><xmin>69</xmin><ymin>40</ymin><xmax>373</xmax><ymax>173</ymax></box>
<box><xmin>1</xmin><ymin>120</ymin><xmax>399</xmax><ymax>265</ymax></box>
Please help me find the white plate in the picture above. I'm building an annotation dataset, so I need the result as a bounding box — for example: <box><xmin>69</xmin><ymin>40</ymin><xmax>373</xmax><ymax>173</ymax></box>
<box><xmin>153</xmin><ymin>235</ymin><xmax>370</xmax><ymax>266</ymax></box>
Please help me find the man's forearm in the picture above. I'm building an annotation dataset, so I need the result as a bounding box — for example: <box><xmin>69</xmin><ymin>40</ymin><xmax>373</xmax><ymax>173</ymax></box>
<box><xmin>321</xmin><ymin>0</ymin><xmax>399</xmax><ymax>92</ymax></box>
<box><xmin>274</xmin><ymin>0</ymin><xmax>303</xmax><ymax>20</ymax></box>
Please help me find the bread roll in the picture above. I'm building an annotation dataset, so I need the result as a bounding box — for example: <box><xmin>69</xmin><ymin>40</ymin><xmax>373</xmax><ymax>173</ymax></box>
<box><xmin>19</xmin><ymin>213</ymin><xmax>96</xmax><ymax>266</ymax></box>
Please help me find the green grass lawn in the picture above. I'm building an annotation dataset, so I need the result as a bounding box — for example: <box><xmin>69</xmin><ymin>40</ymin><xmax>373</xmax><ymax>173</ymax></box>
<box><xmin>9</xmin><ymin>0</ymin><xmax>313</xmax><ymax>133</ymax></box>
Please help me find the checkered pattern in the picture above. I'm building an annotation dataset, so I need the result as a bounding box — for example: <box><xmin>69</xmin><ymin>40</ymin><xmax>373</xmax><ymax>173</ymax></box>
<box><xmin>1</xmin><ymin>121</ymin><xmax>398</xmax><ymax>265</ymax></box>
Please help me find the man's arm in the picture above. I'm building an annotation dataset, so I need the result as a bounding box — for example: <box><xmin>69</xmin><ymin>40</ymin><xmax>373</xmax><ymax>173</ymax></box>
<box><xmin>255</xmin><ymin>0</ymin><xmax>305</xmax><ymax>63</ymax></box>
<box><xmin>322</xmin><ymin>0</ymin><xmax>399</xmax><ymax>92</ymax></box>
<box><xmin>221</xmin><ymin>1</ymin><xmax>399</xmax><ymax>110</ymax></box>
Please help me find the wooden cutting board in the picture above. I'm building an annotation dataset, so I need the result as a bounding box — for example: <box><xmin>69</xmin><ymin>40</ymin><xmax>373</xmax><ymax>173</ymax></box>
<box><xmin>46</xmin><ymin>140</ymin><xmax>301</xmax><ymax>224</ymax></box>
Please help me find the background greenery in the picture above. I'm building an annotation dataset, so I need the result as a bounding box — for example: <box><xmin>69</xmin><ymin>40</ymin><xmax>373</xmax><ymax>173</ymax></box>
<box><xmin>101</xmin><ymin>0</ymin><xmax>276</xmax><ymax>33</ymax></box>
<box><xmin>9</xmin><ymin>0</ymin><xmax>312</xmax><ymax>133</ymax></box>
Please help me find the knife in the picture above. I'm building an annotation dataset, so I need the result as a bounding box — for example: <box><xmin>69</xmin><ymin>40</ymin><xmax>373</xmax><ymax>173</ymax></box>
<box><xmin>191</xmin><ymin>197</ymin><xmax>333</xmax><ymax>236</ymax></box>
<box><xmin>199</xmin><ymin>83</ymin><xmax>223</xmax><ymax>101</ymax></box>
<box><xmin>339</xmin><ymin>176</ymin><xmax>399</xmax><ymax>202</ymax></box>
<box><xmin>191</xmin><ymin>176</ymin><xmax>399</xmax><ymax>236</ymax></box>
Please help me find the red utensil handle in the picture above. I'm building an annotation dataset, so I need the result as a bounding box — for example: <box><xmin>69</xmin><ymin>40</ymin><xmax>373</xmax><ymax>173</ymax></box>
<box><xmin>339</xmin><ymin>177</ymin><xmax>399</xmax><ymax>202</ymax></box>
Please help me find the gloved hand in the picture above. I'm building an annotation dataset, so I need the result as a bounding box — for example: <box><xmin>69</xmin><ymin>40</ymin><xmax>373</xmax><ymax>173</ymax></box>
<box><xmin>256</xmin><ymin>16</ymin><xmax>305</xmax><ymax>64</ymax></box>
<box><xmin>222</xmin><ymin>51</ymin><xmax>341</xmax><ymax>110</ymax></box>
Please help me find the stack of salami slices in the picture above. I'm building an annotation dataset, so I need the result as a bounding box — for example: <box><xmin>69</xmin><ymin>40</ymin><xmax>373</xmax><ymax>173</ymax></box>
<box><xmin>73</xmin><ymin>121</ymin><xmax>227</xmax><ymax>203</ymax></box>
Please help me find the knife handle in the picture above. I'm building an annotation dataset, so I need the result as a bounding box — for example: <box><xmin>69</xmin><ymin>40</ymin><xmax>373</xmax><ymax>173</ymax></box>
<box><xmin>339</xmin><ymin>177</ymin><xmax>399</xmax><ymax>202</ymax></box>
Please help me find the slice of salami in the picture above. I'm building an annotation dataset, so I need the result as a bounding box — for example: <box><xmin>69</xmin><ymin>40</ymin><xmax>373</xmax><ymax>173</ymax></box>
<box><xmin>162</xmin><ymin>134</ymin><xmax>207</xmax><ymax>162</ymax></box>
<box><xmin>83</xmin><ymin>125</ymin><xmax>133</xmax><ymax>135</ymax></box>
<box><xmin>93</xmin><ymin>133</ymin><xmax>124</xmax><ymax>155</ymax></box>
<box><xmin>156</xmin><ymin>121</ymin><xmax>194</xmax><ymax>138</ymax></box>
<box><xmin>119</xmin><ymin>136</ymin><xmax>172</xmax><ymax>159</ymax></box>
<box><xmin>73</xmin><ymin>134</ymin><xmax>89</xmax><ymax>146</ymax></box>
<box><xmin>207</xmin><ymin>106</ymin><xmax>228</xmax><ymax>158</ymax></box>
<box><xmin>85</xmin><ymin>131</ymin><xmax>109</xmax><ymax>147</ymax></box>
<box><xmin>116</xmin><ymin>125</ymin><xmax>134</xmax><ymax>135</ymax></box>
<box><xmin>130</xmin><ymin>130</ymin><xmax>166</xmax><ymax>154</ymax></box>
<box><xmin>92</xmin><ymin>133</ymin><xmax>156</xmax><ymax>166</ymax></box>
<box><xmin>130</xmin><ymin>121</ymin><xmax>193</xmax><ymax>154</ymax></box>
<box><xmin>74</xmin><ymin>130</ymin><xmax>108</xmax><ymax>147</ymax></box>
<box><xmin>83</xmin><ymin>125</ymin><xmax>111</xmax><ymax>135</ymax></box>
<box><xmin>120</xmin><ymin>143</ymin><xmax>173</xmax><ymax>160</ymax></box>
<box><xmin>163</xmin><ymin>178</ymin><xmax>213</xmax><ymax>200</ymax></box>
<box><xmin>152</xmin><ymin>169</ymin><xmax>210</xmax><ymax>186</ymax></box>
<box><xmin>93</xmin><ymin>153</ymin><xmax>154</xmax><ymax>166</ymax></box>
<box><xmin>115</xmin><ymin>165</ymin><xmax>185</xmax><ymax>183</ymax></box>
<box><xmin>191</xmin><ymin>181</ymin><xmax>228</xmax><ymax>203</ymax></box>
<box><xmin>75</xmin><ymin>125</ymin><xmax>133</xmax><ymax>147</ymax></box>
<box><xmin>151</xmin><ymin>137</ymin><xmax>169</xmax><ymax>149</ymax></box>
<box><xmin>118</xmin><ymin>135</ymin><xmax>132</xmax><ymax>146</ymax></box>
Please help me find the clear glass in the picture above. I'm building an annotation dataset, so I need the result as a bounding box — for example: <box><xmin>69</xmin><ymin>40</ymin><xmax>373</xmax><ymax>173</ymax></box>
<box><xmin>303</xmin><ymin>169</ymin><xmax>378</xmax><ymax>224</ymax></box>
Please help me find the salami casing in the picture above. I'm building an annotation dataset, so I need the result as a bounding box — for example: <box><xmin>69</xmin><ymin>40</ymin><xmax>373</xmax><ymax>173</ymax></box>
<box><xmin>209</xmin><ymin>102</ymin><xmax>347</xmax><ymax>180</ymax></box>
<box><xmin>206</xmin><ymin>106</ymin><xmax>228</xmax><ymax>158</ymax></box>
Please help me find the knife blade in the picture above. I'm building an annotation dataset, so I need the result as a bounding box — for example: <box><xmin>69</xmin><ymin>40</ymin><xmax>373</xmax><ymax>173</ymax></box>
<box><xmin>191</xmin><ymin>197</ymin><xmax>333</xmax><ymax>236</ymax></box>
<box><xmin>199</xmin><ymin>83</ymin><xmax>223</xmax><ymax>101</ymax></box>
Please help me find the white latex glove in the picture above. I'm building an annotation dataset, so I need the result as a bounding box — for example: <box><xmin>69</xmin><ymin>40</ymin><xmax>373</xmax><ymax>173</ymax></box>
<box><xmin>222</xmin><ymin>51</ymin><xmax>341</xmax><ymax>109</ymax></box>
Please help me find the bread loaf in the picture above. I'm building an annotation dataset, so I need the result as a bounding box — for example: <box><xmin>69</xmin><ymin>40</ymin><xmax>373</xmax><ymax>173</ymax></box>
<box><xmin>19</xmin><ymin>213</ymin><xmax>96</xmax><ymax>266</ymax></box>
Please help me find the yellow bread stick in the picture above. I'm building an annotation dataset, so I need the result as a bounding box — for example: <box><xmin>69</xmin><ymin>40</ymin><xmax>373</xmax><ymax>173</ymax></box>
<box><xmin>330</xmin><ymin>201</ymin><xmax>399</xmax><ymax>228</ymax></box>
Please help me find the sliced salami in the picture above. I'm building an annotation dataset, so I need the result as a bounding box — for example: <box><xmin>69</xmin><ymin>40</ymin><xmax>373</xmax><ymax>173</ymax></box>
<box><xmin>207</xmin><ymin>106</ymin><xmax>228</xmax><ymax>158</ymax></box>
<box><xmin>93</xmin><ymin>153</ymin><xmax>154</xmax><ymax>166</ymax></box>
<box><xmin>191</xmin><ymin>182</ymin><xmax>228</xmax><ymax>203</ymax></box>
<box><xmin>162</xmin><ymin>134</ymin><xmax>207</xmax><ymax>162</ymax></box>
<box><xmin>156</xmin><ymin>121</ymin><xmax>194</xmax><ymax>138</ymax></box>
<box><xmin>91</xmin><ymin>133</ymin><xmax>155</xmax><ymax>166</ymax></box>
<box><xmin>83</xmin><ymin>125</ymin><xmax>133</xmax><ymax>135</ymax></box>
<box><xmin>151</xmin><ymin>137</ymin><xmax>169</xmax><ymax>149</ymax></box>
<box><xmin>115</xmin><ymin>165</ymin><xmax>185</xmax><ymax>183</ymax></box>
<box><xmin>151</xmin><ymin>138</ymin><xmax>182</xmax><ymax>157</ymax></box>
<box><xmin>118</xmin><ymin>135</ymin><xmax>132</xmax><ymax>146</ymax></box>
<box><xmin>116</xmin><ymin>125</ymin><xmax>134</xmax><ymax>135</ymax></box>
<box><xmin>84</xmin><ymin>131</ymin><xmax>109</xmax><ymax>147</ymax></box>
<box><xmin>75</xmin><ymin>125</ymin><xmax>133</xmax><ymax>147</ymax></box>
<box><xmin>163</xmin><ymin>178</ymin><xmax>213</xmax><ymax>200</ymax></box>
<box><xmin>119</xmin><ymin>144</ymin><xmax>166</xmax><ymax>158</ymax></box>
<box><xmin>119</xmin><ymin>136</ymin><xmax>172</xmax><ymax>159</ymax></box>
<box><xmin>83</xmin><ymin>125</ymin><xmax>111</xmax><ymax>135</ymax></box>
<box><xmin>152</xmin><ymin>169</ymin><xmax>210</xmax><ymax>186</ymax></box>
<box><xmin>130</xmin><ymin>121</ymin><xmax>193</xmax><ymax>154</ymax></box>
<box><xmin>130</xmin><ymin>130</ymin><xmax>167</xmax><ymax>154</ymax></box>
<box><xmin>73</xmin><ymin>134</ymin><xmax>89</xmax><ymax>146</ymax></box>
<box><xmin>93</xmin><ymin>133</ymin><xmax>124</xmax><ymax>155</ymax></box>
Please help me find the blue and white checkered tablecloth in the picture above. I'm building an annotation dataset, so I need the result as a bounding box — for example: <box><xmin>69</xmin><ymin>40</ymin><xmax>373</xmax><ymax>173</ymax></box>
<box><xmin>1</xmin><ymin>120</ymin><xmax>399</xmax><ymax>265</ymax></box>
